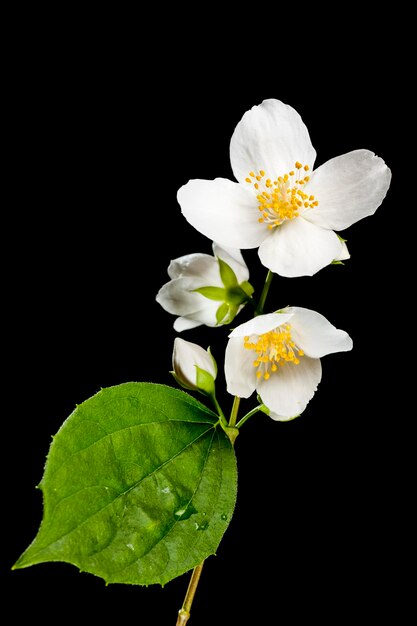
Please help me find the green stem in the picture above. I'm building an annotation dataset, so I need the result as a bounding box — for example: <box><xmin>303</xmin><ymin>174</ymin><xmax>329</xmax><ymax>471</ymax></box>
<box><xmin>228</xmin><ymin>396</ymin><xmax>241</xmax><ymax>428</ymax></box>
<box><xmin>176</xmin><ymin>561</ymin><xmax>205</xmax><ymax>626</ymax></box>
<box><xmin>236</xmin><ymin>405</ymin><xmax>263</xmax><ymax>429</ymax></box>
<box><xmin>211</xmin><ymin>394</ymin><xmax>228</xmax><ymax>428</ymax></box>
<box><xmin>255</xmin><ymin>270</ymin><xmax>274</xmax><ymax>316</ymax></box>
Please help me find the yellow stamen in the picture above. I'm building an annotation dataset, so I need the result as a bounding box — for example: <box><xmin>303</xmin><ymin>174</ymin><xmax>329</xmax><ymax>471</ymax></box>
<box><xmin>245</xmin><ymin>323</ymin><xmax>304</xmax><ymax>382</ymax></box>
<box><xmin>244</xmin><ymin>163</ymin><xmax>318</xmax><ymax>231</ymax></box>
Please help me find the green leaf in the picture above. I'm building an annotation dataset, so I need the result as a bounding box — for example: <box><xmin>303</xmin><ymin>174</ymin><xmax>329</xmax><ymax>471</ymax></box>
<box><xmin>217</xmin><ymin>257</ymin><xmax>238</xmax><ymax>289</ymax></box>
<box><xmin>13</xmin><ymin>383</ymin><xmax>237</xmax><ymax>586</ymax></box>
<box><xmin>193</xmin><ymin>286</ymin><xmax>226</xmax><ymax>301</ymax></box>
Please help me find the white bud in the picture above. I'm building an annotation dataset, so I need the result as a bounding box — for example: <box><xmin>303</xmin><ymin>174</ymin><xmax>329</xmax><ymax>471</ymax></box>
<box><xmin>172</xmin><ymin>338</ymin><xmax>217</xmax><ymax>394</ymax></box>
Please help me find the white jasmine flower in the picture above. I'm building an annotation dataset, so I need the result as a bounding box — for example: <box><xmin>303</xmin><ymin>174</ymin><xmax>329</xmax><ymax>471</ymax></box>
<box><xmin>156</xmin><ymin>242</ymin><xmax>253</xmax><ymax>332</ymax></box>
<box><xmin>225</xmin><ymin>307</ymin><xmax>352</xmax><ymax>420</ymax></box>
<box><xmin>178</xmin><ymin>99</ymin><xmax>391</xmax><ymax>277</ymax></box>
<box><xmin>172</xmin><ymin>338</ymin><xmax>217</xmax><ymax>395</ymax></box>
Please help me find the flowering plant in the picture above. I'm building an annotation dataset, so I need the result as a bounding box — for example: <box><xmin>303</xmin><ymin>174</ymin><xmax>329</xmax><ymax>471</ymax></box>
<box><xmin>13</xmin><ymin>99</ymin><xmax>391</xmax><ymax>625</ymax></box>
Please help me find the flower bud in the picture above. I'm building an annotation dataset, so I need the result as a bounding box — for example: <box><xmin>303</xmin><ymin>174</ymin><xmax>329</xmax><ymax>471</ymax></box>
<box><xmin>156</xmin><ymin>243</ymin><xmax>253</xmax><ymax>331</ymax></box>
<box><xmin>172</xmin><ymin>338</ymin><xmax>217</xmax><ymax>396</ymax></box>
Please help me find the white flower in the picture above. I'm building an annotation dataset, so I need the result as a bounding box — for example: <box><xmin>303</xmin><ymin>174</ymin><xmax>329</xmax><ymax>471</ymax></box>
<box><xmin>172</xmin><ymin>338</ymin><xmax>217</xmax><ymax>395</ymax></box>
<box><xmin>156</xmin><ymin>242</ymin><xmax>252</xmax><ymax>332</ymax></box>
<box><xmin>178</xmin><ymin>99</ymin><xmax>391</xmax><ymax>277</ymax></box>
<box><xmin>225</xmin><ymin>307</ymin><xmax>353</xmax><ymax>420</ymax></box>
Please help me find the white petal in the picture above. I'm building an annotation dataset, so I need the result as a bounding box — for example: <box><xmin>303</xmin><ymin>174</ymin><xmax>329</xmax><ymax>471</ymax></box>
<box><xmin>305</xmin><ymin>150</ymin><xmax>392</xmax><ymax>231</ymax></box>
<box><xmin>224</xmin><ymin>337</ymin><xmax>257</xmax><ymax>398</ymax></box>
<box><xmin>183</xmin><ymin>301</ymin><xmax>221</xmax><ymax>327</ymax></box>
<box><xmin>178</xmin><ymin>178</ymin><xmax>265</xmax><ymax>249</ymax></box>
<box><xmin>334</xmin><ymin>240</ymin><xmax>350</xmax><ymax>261</ymax></box>
<box><xmin>267</xmin><ymin>411</ymin><xmax>301</xmax><ymax>422</ymax></box>
<box><xmin>173</xmin><ymin>317</ymin><xmax>202</xmax><ymax>332</ymax></box>
<box><xmin>156</xmin><ymin>279</ymin><xmax>220</xmax><ymax>325</ymax></box>
<box><xmin>168</xmin><ymin>253</ymin><xmax>222</xmax><ymax>285</ymax></box>
<box><xmin>258</xmin><ymin>217</ymin><xmax>343</xmax><ymax>277</ymax></box>
<box><xmin>212</xmin><ymin>243</ymin><xmax>249</xmax><ymax>283</ymax></box>
<box><xmin>230</xmin><ymin>99</ymin><xmax>316</xmax><ymax>186</ymax></box>
<box><xmin>228</xmin><ymin>312</ymin><xmax>293</xmax><ymax>338</ymax></box>
<box><xmin>257</xmin><ymin>357</ymin><xmax>322</xmax><ymax>418</ymax></box>
<box><xmin>285</xmin><ymin>306</ymin><xmax>353</xmax><ymax>358</ymax></box>
<box><xmin>156</xmin><ymin>278</ymin><xmax>200</xmax><ymax>315</ymax></box>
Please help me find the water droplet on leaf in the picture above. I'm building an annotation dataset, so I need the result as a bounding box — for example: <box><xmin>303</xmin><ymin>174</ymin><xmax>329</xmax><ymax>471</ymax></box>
<box><xmin>173</xmin><ymin>499</ymin><xmax>197</xmax><ymax>521</ymax></box>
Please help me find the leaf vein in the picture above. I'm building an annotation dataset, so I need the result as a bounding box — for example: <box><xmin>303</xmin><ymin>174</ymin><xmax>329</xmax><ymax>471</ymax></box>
<box><xmin>37</xmin><ymin>426</ymin><xmax>215</xmax><ymax>556</ymax></box>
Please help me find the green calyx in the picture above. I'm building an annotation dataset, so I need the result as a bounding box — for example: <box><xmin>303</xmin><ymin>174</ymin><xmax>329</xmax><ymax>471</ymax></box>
<box><xmin>171</xmin><ymin>366</ymin><xmax>216</xmax><ymax>397</ymax></box>
<box><xmin>195</xmin><ymin>366</ymin><xmax>216</xmax><ymax>396</ymax></box>
<box><xmin>193</xmin><ymin>258</ymin><xmax>254</xmax><ymax>326</ymax></box>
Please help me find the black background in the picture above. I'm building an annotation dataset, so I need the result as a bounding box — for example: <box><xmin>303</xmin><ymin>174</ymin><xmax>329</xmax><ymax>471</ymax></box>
<box><xmin>4</xmin><ymin>11</ymin><xmax>405</xmax><ymax>625</ymax></box>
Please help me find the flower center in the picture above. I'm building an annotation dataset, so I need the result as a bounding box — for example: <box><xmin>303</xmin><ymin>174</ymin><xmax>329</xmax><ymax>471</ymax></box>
<box><xmin>244</xmin><ymin>323</ymin><xmax>304</xmax><ymax>380</ymax></box>
<box><xmin>245</xmin><ymin>162</ymin><xmax>319</xmax><ymax>229</ymax></box>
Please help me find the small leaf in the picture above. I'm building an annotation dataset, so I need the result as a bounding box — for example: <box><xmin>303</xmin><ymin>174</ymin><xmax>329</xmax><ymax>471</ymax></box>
<box><xmin>224</xmin><ymin>303</ymin><xmax>239</xmax><ymax>324</ymax></box>
<box><xmin>13</xmin><ymin>383</ymin><xmax>237</xmax><ymax>586</ymax></box>
<box><xmin>240</xmin><ymin>280</ymin><xmax>255</xmax><ymax>297</ymax></box>
<box><xmin>207</xmin><ymin>347</ymin><xmax>218</xmax><ymax>377</ymax></box>
<box><xmin>170</xmin><ymin>370</ymin><xmax>196</xmax><ymax>391</ymax></box>
<box><xmin>193</xmin><ymin>286</ymin><xmax>226</xmax><ymax>301</ymax></box>
<box><xmin>216</xmin><ymin>302</ymin><xmax>229</xmax><ymax>324</ymax></box>
<box><xmin>195</xmin><ymin>366</ymin><xmax>215</xmax><ymax>395</ymax></box>
<box><xmin>217</xmin><ymin>257</ymin><xmax>238</xmax><ymax>289</ymax></box>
